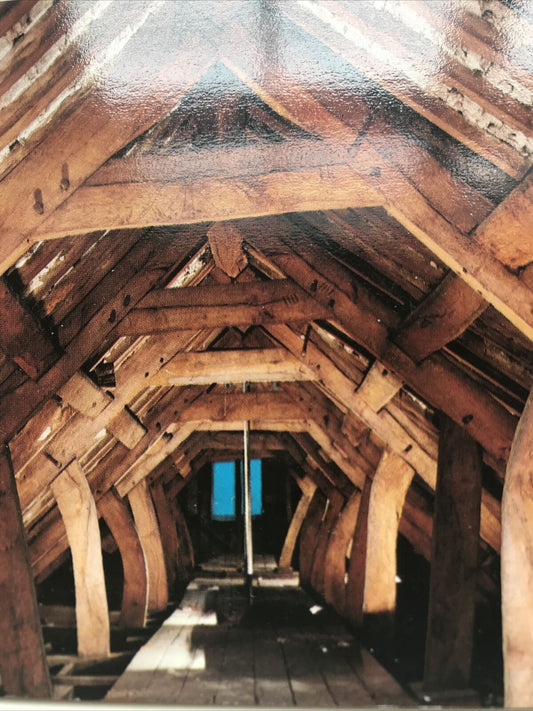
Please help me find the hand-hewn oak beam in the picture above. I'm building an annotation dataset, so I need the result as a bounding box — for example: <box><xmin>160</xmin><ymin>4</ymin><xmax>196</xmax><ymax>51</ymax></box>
<box><xmin>278</xmin><ymin>489</ymin><xmax>315</xmax><ymax>571</ymax></box>
<box><xmin>148</xmin><ymin>347</ymin><xmax>318</xmax><ymax>387</ymax></box>
<box><xmin>0</xmin><ymin>237</ymin><xmax>180</xmax><ymax>444</ymax></box>
<box><xmin>299</xmin><ymin>489</ymin><xmax>328</xmax><ymax>588</ymax></box>
<box><xmin>0</xmin><ymin>279</ymin><xmax>57</xmax><ymax>379</ymax></box>
<box><xmin>0</xmin><ymin>445</ymin><xmax>51</xmax><ymax>697</ymax></box>
<box><xmin>271</xmin><ymin>246</ymin><xmax>517</xmax><ymax>465</ymax></box>
<box><xmin>356</xmin><ymin>361</ymin><xmax>403</xmax><ymax>413</ymax></box>
<box><xmin>354</xmin><ymin>141</ymin><xmax>533</xmax><ymax>342</ymax></box>
<box><xmin>424</xmin><ymin>415</ymin><xmax>482</xmax><ymax>693</ymax></box>
<box><xmin>151</xmin><ymin>480</ymin><xmax>180</xmax><ymax>591</ymax></box>
<box><xmin>177</xmin><ymin>391</ymin><xmax>303</xmax><ymax>424</ymax></box>
<box><xmin>57</xmin><ymin>371</ymin><xmax>113</xmax><ymax>418</ymax></box>
<box><xmin>393</xmin><ymin>273</ymin><xmax>488</xmax><ymax>363</ymax></box>
<box><xmin>268</xmin><ymin>325</ymin><xmax>502</xmax><ymax>552</ymax></box>
<box><xmin>88</xmin><ymin>140</ymin><xmax>354</xmax><ymax>187</ymax></box>
<box><xmin>363</xmin><ymin>450</ymin><xmax>414</xmax><ymax>616</ymax></box>
<box><xmin>0</xmin><ymin>13</ymin><xmax>218</xmax><ymax>272</ymax></box>
<box><xmin>323</xmin><ymin>492</ymin><xmax>361</xmax><ymax>616</ymax></box>
<box><xmin>97</xmin><ymin>488</ymin><xmax>148</xmax><ymax>629</ymax></box>
<box><xmin>50</xmin><ymin>460</ymin><xmax>110</xmax><ymax>658</ymax></box>
<box><xmin>42</xmin><ymin>165</ymin><xmax>382</xmax><ymax>241</ymax></box>
<box><xmin>345</xmin><ymin>477</ymin><xmax>372</xmax><ymax>627</ymax></box>
<box><xmin>501</xmin><ymin>387</ymin><xmax>533</xmax><ymax>708</ymax></box>
<box><xmin>474</xmin><ymin>172</ymin><xmax>533</xmax><ymax>270</ymax></box>
<box><xmin>116</xmin><ymin>285</ymin><xmax>329</xmax><ymax>336</ymax></box>
<box><xmin>128</xmin><ymin>479</ymin><xmax>168</xmax><ymax>614</ymax></box>
<box><xmin>207</xmin><ymin>222</ymin><xmax>248</xmax><ymax>278</ymax></box>
<box><xmin>310</xmin><ymin>491</ymin><xmax>344</xmax><ymax>596</ymax></box>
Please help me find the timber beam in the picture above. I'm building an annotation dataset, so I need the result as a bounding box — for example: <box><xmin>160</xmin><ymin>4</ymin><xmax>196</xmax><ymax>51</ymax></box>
<box><xmin>0</xmin><ymin>446</ymin><xmax>51</xmax><ymax>697</ymax></box>
<box><xmin>0</xmin><ymin>279</ymin><xmax>58</xmax><ymax>379</ymax></box>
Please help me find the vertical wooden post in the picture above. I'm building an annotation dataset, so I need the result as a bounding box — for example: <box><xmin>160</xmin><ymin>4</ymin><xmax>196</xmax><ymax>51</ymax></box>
<box><xmin>502</xmin><ymin>388</ymin><xmax>533</xmax><ymax>708</ymax></box>
<box><xmin>98</xmin><ymin>488</ymin><xmax>148</xmax><ymax>628</ymax></box>
<box><xmin>310</xmin><ymin>491</ymin><xmax>344</xmax><ymax>596</ymax></box>
<box><xmin>0</xmin><ymin>445</ymin><xmax>51</xmax><ymax>697</ymax></box>
<box><xmin>51</xmin><ymin>460</ymin><xmax>110</xmax><ymax>658</ymax></box>
<box><xmin>279</xmin><ymin>492</ymin><xmax>313</xmax><ymax>571</ymax></box>
<box><xmin>364</xmin><ymin>450</ymin><xmax>414</xmax><ymax>615</ymax></box>
<box><xmin>299</xmin><ymin>489</ymin><xmax>327</xmax><ymax>588</ymax></box>
<box><xmin>345</xmin><ymin>476</ymin><xmax>372</xmax><ymax>626</ymax></box>
<box><xmin>170</xmin><ymin>498</ymin><xmax>195</xmax><ymax>571</ymax></box>
<box><xmin>129</xmin><ymin>478</ymin><xmax>168</xmax><ymax>613</ymax></box>
<box><xmin>323</xmin><ymin>492</ymin><xmax>361</xmax><ymax>616</ymax></box>
<box><xmin>424</xmin><ymin>414</ymin><xmax>482</xmax><ymax>692</ymax></box>
<box><xmin>151</xmin><ymin>480</ymin><xmax>179</xmax><ymax>591</ymax></box>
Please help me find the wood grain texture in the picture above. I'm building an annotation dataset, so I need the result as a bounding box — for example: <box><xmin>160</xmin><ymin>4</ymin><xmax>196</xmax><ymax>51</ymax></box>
<box><xmin>151</xmin><ymin>480</ymin><xmax>180</xmax><ymax>591</ymax></box>
<box><xmin>323</xmin><ymin>492</ymin><xmax>361</xmax><ymax>616</ymax></box>
<box><xmin>0</xmin><ymin>278</ymin><xmax>57</xmax><ymax>379</ymax></box>
<box><xmin>129</xmin><ymin>479</ymin><xmax>168</xmax><ymax>613</ymax></box>
<box><xmin>97</xmin><ymin>488</ymin><xmax>148</xmax><ymax>629</ymax></box>
<box><xmin>0</xmin><ymin>446</ymin><xmax>51</xmax><ymax>697</ymax></box>
<box><xmin>363</xmin><ymin>450</ymin><xmax>414</xmax><ymax>615</ymax></box>
<box><xmin>424</xmin><ymin>415</ymin><xmax>482</xmax><ymax>692</ymax></box>
<box><xmin>50</xmin><ymin>460</ymin><xmax>110</xmax><ymax>658</ymax></box>
<box><xmin>393</xmin><ymin>273</ymin><xmax>488</xmax><ymax>363</ymax></box>
<box><xmin>279</xmin><ymin>491</ymin><xmax>314</xmax><ymax>571</ymax></box>
<box><xmin>501</xmin><ymin>387</ymin><xmax>533</xmax><ymax>708</ymax></box>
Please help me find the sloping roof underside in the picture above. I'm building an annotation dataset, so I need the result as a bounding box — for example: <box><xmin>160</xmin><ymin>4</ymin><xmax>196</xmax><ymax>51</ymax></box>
<box><xmin>0</xmin><ymin>0</ymin><xmax>531</xmax><ymax>594</ymax></box>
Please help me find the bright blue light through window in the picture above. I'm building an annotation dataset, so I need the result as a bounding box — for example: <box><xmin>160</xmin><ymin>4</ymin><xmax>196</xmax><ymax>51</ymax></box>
<box><xmin>211</xmin><ymin>460</ymin><xmax>262</xmax><ymax>520</ymax></box>
<box><xmin>212</xmin><ymin>461</ymin><xmax>236</xmax><ymax>520</ymax></box>
<box><xmin>250</xmin><ymin>459</ymin><xmax>262</xmax><ymax>516</ymax></box>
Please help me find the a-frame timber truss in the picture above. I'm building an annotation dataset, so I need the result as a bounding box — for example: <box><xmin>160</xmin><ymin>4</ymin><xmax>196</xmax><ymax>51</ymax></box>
<box><xmin>0</xmin><ymin>0</ymin><xmax>531</xmax><ymax>705</ymax></box>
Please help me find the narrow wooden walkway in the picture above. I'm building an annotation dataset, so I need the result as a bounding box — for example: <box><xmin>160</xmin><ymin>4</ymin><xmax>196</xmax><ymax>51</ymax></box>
<box><xmin>106</xmin><ymin>557</ymin><xmax>415</xmax><ymax>707</ymax></box>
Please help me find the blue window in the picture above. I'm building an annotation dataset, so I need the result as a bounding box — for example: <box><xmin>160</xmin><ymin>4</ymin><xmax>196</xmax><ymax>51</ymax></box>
<box><xmin>250</xmin><ymin>459</ymin><xmax>262</xmax><ymax>516</ymax></box>
<box><xmin>212</xmin><ymin>461</ymin><xmax>236</xmax><ymax>520</ymax></box>
<box><xmin>211</xmin><ymin>460</ymin><xmax>262</xmax><ymax>520</ymax></box>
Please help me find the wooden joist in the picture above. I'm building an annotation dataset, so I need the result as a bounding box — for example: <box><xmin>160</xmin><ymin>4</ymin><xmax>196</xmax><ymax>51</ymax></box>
<box><xmin>58</xmin><ymin>371</ymin><xmax>113</xmax><ymax>418</ymax></box>
<box><xmin>0</xmin><ymin>11</ymin><xmax>219</xmax><ymax>272</ymax></box>
<box><xmin>116</xmin><ymin>295</ymin><xmax>328</xmax><ymax>335</ymax></box>
<box><xmin>269</xmin><ymin>247</ymin><xmax>517</xmax><ymax>465</ymax></box>
<box><xmin>473</xmin><ymin>172</ymin><xmax>533</xmax><ymax>270</ymax></box>
<box><xmin>207</xmin><ymin>222</ymin><xmax>248</xmax><ymax>278</ymax></box>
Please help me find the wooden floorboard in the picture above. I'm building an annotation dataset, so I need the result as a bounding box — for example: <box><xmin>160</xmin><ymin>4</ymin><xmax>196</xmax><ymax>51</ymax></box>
<box><xmin>106</xmin><ymin>556</ymin><xmax>415</xmax><ymax>706</ymax></box>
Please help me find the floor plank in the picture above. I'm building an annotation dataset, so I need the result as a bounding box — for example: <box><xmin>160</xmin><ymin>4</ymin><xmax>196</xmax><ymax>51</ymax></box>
<box><xmin>106</xmin><ymin>556</ymin><xmax>415</xmax><ymax>707</ymax></box>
